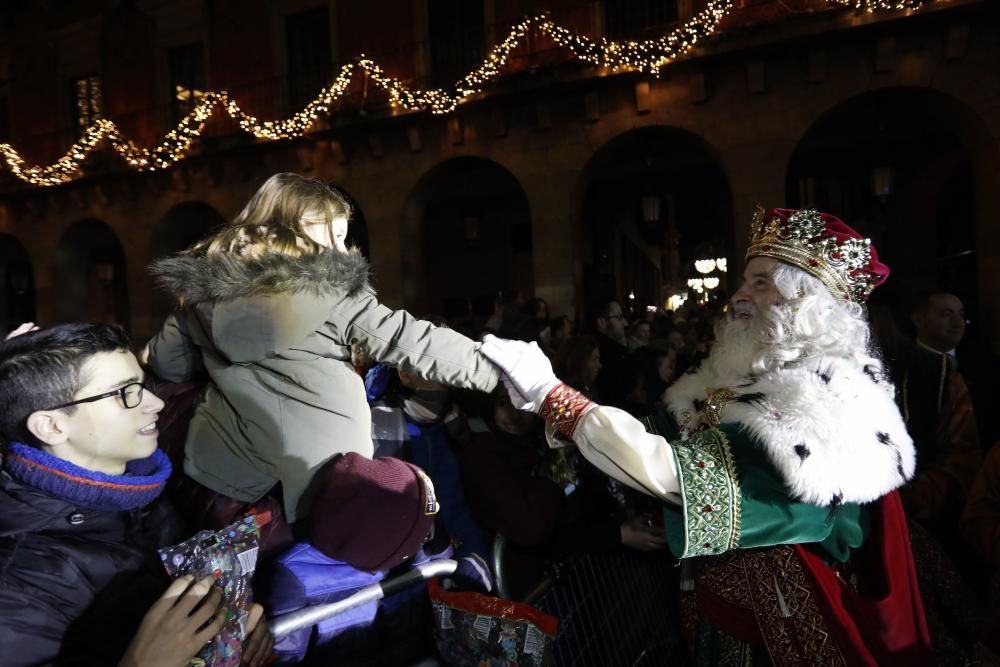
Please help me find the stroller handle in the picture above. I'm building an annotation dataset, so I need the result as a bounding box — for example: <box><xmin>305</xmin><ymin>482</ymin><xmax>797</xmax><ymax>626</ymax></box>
<box><xmin>271</xmin><ymin>558</ymin><xmax>458</xmax><ymax>639</ymax></box>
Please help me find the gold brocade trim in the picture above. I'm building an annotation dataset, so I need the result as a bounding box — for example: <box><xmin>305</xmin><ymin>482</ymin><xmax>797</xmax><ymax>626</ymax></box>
<box><xmin>696</xmin><ymin>547</ymin><xmax>848</xmax><ymax>667</ymax></box>
<box><xmin>704</xmin><ymin>388</ymin><xmax>736</xmax><ymax>428</ymax></box>
<box><xmin>696</xmin><ymin>551</ymin><xmax>753</xmax><ymax>606</ymax></box>
<box><xmin>673</xmin><ymin>428</ymin><xmax>742</xmax><ymax>557</ymax></box>
<box><xmin>539</xmin><ymin>383</ymin><xmax>596</xmax><ymax>439</ymax></box>
<box><xmin>681</xmin><ymin>387</ymin><xmax>735</xmax><ymax>437</ymax></box>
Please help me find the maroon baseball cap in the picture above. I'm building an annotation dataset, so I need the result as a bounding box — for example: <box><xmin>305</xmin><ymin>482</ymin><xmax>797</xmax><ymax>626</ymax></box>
<box><xmin>309</xmin><ymin>453</ymin><xmax>439</xmax><ymax>572</ymax></box>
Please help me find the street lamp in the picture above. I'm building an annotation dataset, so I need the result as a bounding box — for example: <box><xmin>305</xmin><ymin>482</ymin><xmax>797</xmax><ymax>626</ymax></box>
<box><xmin>641</xmin><ymin>194</ymin><xmax>662</xmax><ymax>225</ymax></box>
<box><xmin>871</xmin><ymin>166</ymin><xmax>894</xmax><ymax>199</ymax></box>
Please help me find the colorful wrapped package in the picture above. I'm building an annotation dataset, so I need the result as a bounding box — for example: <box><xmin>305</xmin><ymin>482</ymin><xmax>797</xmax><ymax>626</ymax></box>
<box><xmin>428</xmin><ymin>578</ymin><xmax>558</xmax><ymax>666</ymax></box>
<box><xmin>159</xmin><ymin>514</ymin><xmax>262</xmax><ymax>667</ymax></box>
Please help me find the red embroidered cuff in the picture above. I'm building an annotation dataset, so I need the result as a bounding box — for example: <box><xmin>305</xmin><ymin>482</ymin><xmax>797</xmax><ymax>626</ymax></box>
<box><xmin>539</xmin><ymin>383</ymin><xmax>596</xmax><ymax>440</ymax></box>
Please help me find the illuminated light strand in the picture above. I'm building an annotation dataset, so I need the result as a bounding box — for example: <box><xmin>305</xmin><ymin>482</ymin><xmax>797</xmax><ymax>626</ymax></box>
<box><xmin>827</xmin><ymin>0</ymin><xmax>923</xmax><ymax>12</ymax></box>
<box><xmin>0</xmin><ymin>2</ymin><xmax>932</xmax><ymax>187</ymax></box>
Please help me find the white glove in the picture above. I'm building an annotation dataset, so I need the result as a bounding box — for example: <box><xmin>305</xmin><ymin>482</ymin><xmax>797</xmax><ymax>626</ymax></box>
<box><xmin>480</xmin><ymin>335</ymin><xmax>559</xmax><ymax>413</ymax></box>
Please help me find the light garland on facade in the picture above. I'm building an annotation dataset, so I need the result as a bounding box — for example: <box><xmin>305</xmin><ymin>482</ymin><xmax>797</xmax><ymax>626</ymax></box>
<box><xmin>827</xmin><ymin>0</ymin><xmax>923</xmax><ymax>12</ymax></box>
<box><xmin>0</xmin><ymin>2</ymin><xmax>932</xmax><ymax>187</ymax></box>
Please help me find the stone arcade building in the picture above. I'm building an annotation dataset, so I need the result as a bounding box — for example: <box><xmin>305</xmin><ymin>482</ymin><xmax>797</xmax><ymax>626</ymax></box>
<box><xmin>0</xmin><ymin>0</ymin><xmax>996</xmax><ymax>354</ymax></box>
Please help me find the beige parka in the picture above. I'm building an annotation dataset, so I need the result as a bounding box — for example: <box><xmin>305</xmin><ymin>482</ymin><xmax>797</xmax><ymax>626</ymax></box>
<box><xmin>148</xmin><ymin>248</ymin><xmax>497</xmax><ymax>521</ymax></box>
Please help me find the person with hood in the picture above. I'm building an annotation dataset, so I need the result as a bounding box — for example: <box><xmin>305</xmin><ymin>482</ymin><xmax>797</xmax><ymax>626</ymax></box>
<box><xmin>146</xmin><ymin>173</ymin><xmax>498</xmax><ymax>527</ymax></box>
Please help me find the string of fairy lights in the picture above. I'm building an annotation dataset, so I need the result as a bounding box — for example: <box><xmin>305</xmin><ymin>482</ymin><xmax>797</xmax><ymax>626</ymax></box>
<box><xmin>828</xmin><ymin>0</ymin><xmax>923</xmax><ymax>11</ymax></box>
<box><xmin>0</xmin><ymin>1</ymin><xmax>931</xmax><ymax>187</ymax></box>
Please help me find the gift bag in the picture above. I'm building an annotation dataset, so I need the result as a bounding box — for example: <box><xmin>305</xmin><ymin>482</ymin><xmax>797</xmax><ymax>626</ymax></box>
<box><xmin>428</xmin><ymin>578</ymin><xmax>557</xmax><ymax>666</ymax></box>
<box><xmin>159</xmin><ymin>514</ymin><xmax>262</xmax><ymax>667</ymax></box>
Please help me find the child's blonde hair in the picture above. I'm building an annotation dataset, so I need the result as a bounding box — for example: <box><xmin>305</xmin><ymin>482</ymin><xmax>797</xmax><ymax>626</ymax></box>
<box><xmin>191</xmin><ymin>173</ymin><xmax>352</xmax><ymax>258</ymax></box>
<box><xmin>196</xmin><ymin>223</ymin><xmax>313</xmax><ymax>259</ymax></box>
<box><xmin>235</xmin><ymin>173</ymin><xmax>351</xmax><ymax>233</ymax></box>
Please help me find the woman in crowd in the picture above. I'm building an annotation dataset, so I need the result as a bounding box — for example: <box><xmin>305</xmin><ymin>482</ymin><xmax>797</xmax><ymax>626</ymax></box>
<box><xmin>146</xmin><ymin>173</ymin><xmax>498</xmax><ymax>532</ymax></box>
<box><xmin>556</xmin><ymin>335</ymin><xmax>602</xmax><ymax>400</ymax></box>
<box><xmin>457</xmin><ymin>388</ymin><xmax>665</xmax><ymax>599</ymax></box>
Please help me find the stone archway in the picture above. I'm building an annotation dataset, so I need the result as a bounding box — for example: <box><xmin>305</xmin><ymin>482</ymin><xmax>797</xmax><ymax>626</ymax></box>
<box><xmin>54</xmin><ymin>219</ymin><xmax>129</xmax><ymax>327</ymax></box>
<box><xmin>150</xmin><ymin>201</ymin><xmax>225</xmax><ymax>261</ymax></box>
<box><xmin>576</xmin><ymin>125</ymin><xmax>733</xmax><ymax>320</ymax></box>
<box><xmin>0</xmin><ymin>234</ymin><xmax>35</xmax><ymax>335</ymax></box>
<box><xmin>149</xmin><ymin>202</ymin><xmax>225</xmax><ymax>325</ymax></box>
<box><xmin>785</xmin><ymin>87</ymin><xmax>994</xmax><ymax>347</ymax></box>
<box><xmin>402</xmin><ymin>157</ymin><xmax>532</xmax><ymax>321</ymax></box>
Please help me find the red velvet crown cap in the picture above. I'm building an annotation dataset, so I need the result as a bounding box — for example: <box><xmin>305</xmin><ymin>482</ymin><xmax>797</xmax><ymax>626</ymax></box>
<box><xmin>748</xmin><ymin>207</ymin><xmax>890</xmax><ymax>302</ymax></box>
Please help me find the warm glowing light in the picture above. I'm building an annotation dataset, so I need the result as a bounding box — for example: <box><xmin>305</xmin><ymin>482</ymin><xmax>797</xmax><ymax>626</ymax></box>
<box><xmin>0</xmin><ymin>1</ymin><xmax>929</xmax><ymax>187</ymax></box>
<box><xmin>695</xmin><ymin>259</ymin><xmax>716</xmax><ymax>274</ymax></box>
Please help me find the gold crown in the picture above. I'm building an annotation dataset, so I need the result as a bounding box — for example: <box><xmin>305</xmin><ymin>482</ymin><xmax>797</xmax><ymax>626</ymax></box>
<box><xmin>747</xmin><ymin>206</ymin><xmax>877</xmax><ymax>303</ymax></box>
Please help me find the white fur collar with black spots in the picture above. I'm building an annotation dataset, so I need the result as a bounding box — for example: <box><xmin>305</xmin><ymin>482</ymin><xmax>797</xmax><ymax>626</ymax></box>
<box><xmin>664</xmin><ymin>357</ymin><xmax>913</xmax><ymax>507</ymax></box>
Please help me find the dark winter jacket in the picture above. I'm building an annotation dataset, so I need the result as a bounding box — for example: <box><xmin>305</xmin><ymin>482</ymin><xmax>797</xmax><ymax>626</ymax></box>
<box><xmin>0</xmin><ymin>472</ymin><xmax>181</xmax><ymax>666</ymax></box>
<box><xmin>147</xmin><ymin>248</ymin><xmax>498</xmax><ymax>521</ymax></box>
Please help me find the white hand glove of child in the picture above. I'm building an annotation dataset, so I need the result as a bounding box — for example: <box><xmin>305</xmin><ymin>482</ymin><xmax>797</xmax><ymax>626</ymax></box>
<box><xmin>480</xmin><ymin>335</ymin><xmax>559</xmax><ymax>413</ymax></box>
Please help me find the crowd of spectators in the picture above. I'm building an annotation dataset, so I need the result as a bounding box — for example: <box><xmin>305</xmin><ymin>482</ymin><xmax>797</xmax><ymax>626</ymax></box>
<box><xmin>2</xmin><ymin>172</ymin><xmax>997</xmax><ymax>666</ymax></box>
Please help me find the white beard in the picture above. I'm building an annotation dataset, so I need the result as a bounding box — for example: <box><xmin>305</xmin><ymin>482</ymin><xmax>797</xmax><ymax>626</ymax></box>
<box><xmin>706</xmin><ymin>316</ymin><xmax>763</xmax><ymax>382</ymax></box>
<box><xmin>706</xmin><ymin>305</ymin><xmax>789</xmax><ymax>381</ymax></box>
<box><xmin>665</xmin><ymin>313</ymin><xmax>914</xmax><ymax>506</ymax></box>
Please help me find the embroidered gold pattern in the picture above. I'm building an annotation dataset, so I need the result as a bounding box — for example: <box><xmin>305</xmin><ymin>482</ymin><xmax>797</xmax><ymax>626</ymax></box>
<box><xmin>742</xmin><ymin>548</ymin><xmax>847</xmax><ymax>666</ymax></box>
<box><xmin>673</xmin><ymin>428</ymin><xmax>742</xmax><ymax>557</ymax></box>
<box><xmin>704</xmin><ymin>388</ymin><xmax>736</xmax><ymax>428</ymax></box>
<box><xmin>696</xmin><ymin>547</ymin><xmax>847</xmax><ymax>667</ymax></box>
<box><xmin>539</xmin><ymin>383</ymin><xmax>596</xmax><ymax>439</ymax></box>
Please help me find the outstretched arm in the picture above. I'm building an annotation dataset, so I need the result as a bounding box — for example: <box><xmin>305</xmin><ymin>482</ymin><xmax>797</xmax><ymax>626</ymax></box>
<box><xmin>480</xmin><ymin>335</ymin><xmax>680</xmax><ymax>502</ymax></box>
<box><xmin>332</xmin><ymin>291</ymin><xmax>499</xmax><ymax>392</ymax></box>
<box><xmin>480</xmin><ymin>336</ymin><xmax>864</xmax><ymax>563</ymax></box>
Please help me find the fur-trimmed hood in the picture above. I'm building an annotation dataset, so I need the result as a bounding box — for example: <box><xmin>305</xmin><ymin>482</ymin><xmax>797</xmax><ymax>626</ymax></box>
<box><xmin>149</xmin><ymin>248</ymin><xmax>371</xmax><ymax>305</ymax></box>
<box><xmin>665</xmin><ymin>357</ymin><xmax>915</xmax><ymax>507</ymax></box>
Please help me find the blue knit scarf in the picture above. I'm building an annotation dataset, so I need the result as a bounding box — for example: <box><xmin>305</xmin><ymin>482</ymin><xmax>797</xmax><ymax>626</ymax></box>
<box><xmin>3</xmin><ymin>443</ymin><xmax>172</xmax><ymax>512</ymax></box>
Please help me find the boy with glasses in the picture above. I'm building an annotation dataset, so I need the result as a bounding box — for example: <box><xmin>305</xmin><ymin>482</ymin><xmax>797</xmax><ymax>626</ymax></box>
<box><xmin>0</xmin><ymin>324</ymin><xmax>271</xmax><ymax>666</ymax></box>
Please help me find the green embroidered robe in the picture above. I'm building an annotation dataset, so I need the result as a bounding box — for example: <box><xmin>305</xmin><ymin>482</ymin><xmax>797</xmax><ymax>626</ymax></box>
<box><xmin>641</xmin><ymin>408</ymin><xmax>868</xmax><ymax>563</ymax></box>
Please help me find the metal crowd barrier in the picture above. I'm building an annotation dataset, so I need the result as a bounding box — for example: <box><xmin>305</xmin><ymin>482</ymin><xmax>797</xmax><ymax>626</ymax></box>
<box><xmin>495</xmin><ymin>537</ymin><xmax>685</xmax><ymax>667</ymax></box>
<box><xmin>271</xmin><ymin>558</ymin><xmax>457</xmax><ymax>639</ymax></box>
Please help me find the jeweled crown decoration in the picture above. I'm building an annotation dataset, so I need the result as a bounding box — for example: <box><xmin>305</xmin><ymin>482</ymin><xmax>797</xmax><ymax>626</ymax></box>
<box><xmin>748</xmin><ymin>206</ymin><xmax>880</xmax><ymax>303</ymax></box>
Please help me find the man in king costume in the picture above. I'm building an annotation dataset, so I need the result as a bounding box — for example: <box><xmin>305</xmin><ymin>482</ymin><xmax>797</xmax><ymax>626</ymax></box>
<box><xmin>482</xmin><ymin>207</ymin><xmax>933</xmax><ymax>665</ymax></box>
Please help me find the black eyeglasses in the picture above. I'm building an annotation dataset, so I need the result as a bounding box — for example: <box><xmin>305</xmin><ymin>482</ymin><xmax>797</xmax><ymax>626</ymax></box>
<box><xmin>47</xmin><ymin>380</ymin><xmax>147</xmax><ymax>411</ymax></box>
